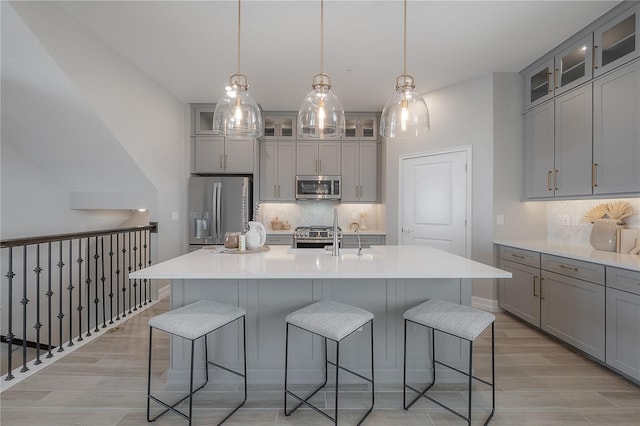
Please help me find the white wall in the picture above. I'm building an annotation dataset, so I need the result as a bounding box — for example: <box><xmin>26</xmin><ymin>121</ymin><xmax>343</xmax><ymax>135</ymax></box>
<box><xmin>7</xmin><ymin>2</ymin><xmax>187</xmax><ymax>268</ymax></box>
<box><xmin>385</xmin><ymin>74</ymin><xmax>497</xmax><ymax>300</ymax></box>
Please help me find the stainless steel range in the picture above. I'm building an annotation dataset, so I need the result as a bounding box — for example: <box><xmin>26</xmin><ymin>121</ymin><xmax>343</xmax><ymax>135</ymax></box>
<box><xmin>293</xmin><ymin>226</ymin><xmax>343</xmax><ymax>249</ymax></box>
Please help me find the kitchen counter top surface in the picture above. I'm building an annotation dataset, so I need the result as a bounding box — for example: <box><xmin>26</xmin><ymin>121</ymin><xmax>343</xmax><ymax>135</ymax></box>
<box><xmin>131</xmin><ymin>245</ymin><xmax>509</xmax><ymax>280</ymax></box>
<box><xmin>266</xmin><ymin>230</ymin><xmax>386</xmax><ymax>235</ymax></box>
<box><xmin>495</xmin><ymin>240</ymin><xmax>640</xmax><ymax>271</ymax></box>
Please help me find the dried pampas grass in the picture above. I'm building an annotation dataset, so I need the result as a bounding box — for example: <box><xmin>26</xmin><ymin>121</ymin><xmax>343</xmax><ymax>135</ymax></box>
<box><xmin>584</xmin><ymin>201</ymin><xmax>634</xmax><ymax>223</ymax></box>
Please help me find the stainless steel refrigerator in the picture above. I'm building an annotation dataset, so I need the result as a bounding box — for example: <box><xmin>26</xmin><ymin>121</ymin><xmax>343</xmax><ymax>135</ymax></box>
<box><xmin>188</xmin><ymin>175</ymin><xmax>252</xmax><ymax>249</ymax></box>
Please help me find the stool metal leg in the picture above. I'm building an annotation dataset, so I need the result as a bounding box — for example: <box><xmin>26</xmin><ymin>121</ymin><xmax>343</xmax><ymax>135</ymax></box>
<box><xmin>146</xmin><ymin>326</ymin><xmax>153</xmax><ymax>422</ymax></box>
<box><xmin>334</xmin><ymin>341</ymin><xmax>340</xmax><ymax>426</ymax></box>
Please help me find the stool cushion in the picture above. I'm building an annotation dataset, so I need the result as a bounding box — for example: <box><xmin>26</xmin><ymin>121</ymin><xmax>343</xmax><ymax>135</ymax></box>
<box><xmin>286</xmin><ymin>300</ymin><xmax>374</xmax><ymax>342</ymax></box>
<box><xmin>149</xmin><ymin>300</ymin><xmax>245</xmax><ymax>340</ymax></box>
<box><xmin>404</xmin><ymin>299</ymin><xmax>494</xmax><ymax>341</ymax></box>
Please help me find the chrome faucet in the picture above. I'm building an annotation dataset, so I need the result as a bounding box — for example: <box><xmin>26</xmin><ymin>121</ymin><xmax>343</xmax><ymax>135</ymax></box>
<box><xmin>354</xmin><ymin>223</ymin><xmax>363</xmax><ymax>256</ymax></box>
<box><xmin>332</xmin><ymin>208</ymin><xmax>340</xmax><ymax>256</ymax></box>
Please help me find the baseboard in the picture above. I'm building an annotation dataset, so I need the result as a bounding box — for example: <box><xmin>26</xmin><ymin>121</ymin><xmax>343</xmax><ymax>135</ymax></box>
<box><xmin>158</xmin><ymin>284</ymin><xmax>170</xmax><ymax>300</ymax></box>
<box><xmin>471</xmin><ymin>296</ymin><xmax>503</xmax><ymax>313</ymax></box>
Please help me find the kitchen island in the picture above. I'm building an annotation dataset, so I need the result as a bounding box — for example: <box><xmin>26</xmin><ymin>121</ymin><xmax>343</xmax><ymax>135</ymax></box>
<box><xmin>131</xmin><ymin>245</ymin><xmax>511</xmax><ymax>384</ymax></box>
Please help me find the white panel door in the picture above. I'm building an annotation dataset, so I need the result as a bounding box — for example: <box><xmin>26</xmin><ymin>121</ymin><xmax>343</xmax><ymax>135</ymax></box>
<box><xmin>399</xmin><ymin>149</ymin><xmax>468</xmax><ymax>257</ymax></box>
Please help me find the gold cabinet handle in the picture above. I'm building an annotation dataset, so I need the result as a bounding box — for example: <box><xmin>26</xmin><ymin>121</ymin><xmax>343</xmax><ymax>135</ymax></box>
<box><xmin>540</xmin><ymin>277</ymin><xmax>545</xmax><ymax>300</ymax></box>
<box><xmin>220</xmin><ymin>154</ymin><xmax>224</xmax><ymax>169</ymax></box>
<box><xmin>533</xmin><ymin>275</ymin><xmax>539</xmax><ymax>297</ymax></box>
<box><xmin>511</xmin><ymin>253</ymin><xmax>525</xmax><ymax>259</ymax></box>
<box><xmin>225</xmin><ymin>155</ymin><xmax>228</xmax><ymax>169</ymax></box>
<box><xmin>278</xmin><ymin>184</ymin><xmax>281</xmax><ymax>198</ymax></box>
<box><xmin>554</xmin><ymin>68</ymin><xmax>559</xmax><ymax>89</ymax></box>
<box><xmin>559</xmin><ymin>264</ymin><xmax>578</xmax><ymax>272</ymax></box>
<box><xmin>273</xmin><ymin>185</ymin><xmax>277</xmax><ymax>198</ymax></box>
<box><xmin>547</xmin><ymin>71</ymin><xmax>553</xmax><ymax>93</ymax></box>
<box><xmin>592</xmin><ymin>163</ymin><xmax>598</xmax><ymax>187</ymax></box>
<box><xmin>319</xmin><ymin>159</ymin><xmax>322</xmax><ymax>173</ymax></box>
<box><xmin>554</xmin><ymin>170</ymin><xmax>558</xmax><ymax>191</ymax></box>
<box><xmin>547</xmin><ymin>171</ymin><xmax>553</xmax><ymax>191</ymax></box>
<box><xmin>593</xmin><ymin>45</ymin><xmax>599</xmax><ymax>70</ymax></box>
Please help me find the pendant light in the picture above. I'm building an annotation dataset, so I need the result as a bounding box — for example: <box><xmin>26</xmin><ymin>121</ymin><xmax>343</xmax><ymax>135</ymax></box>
<box><xmin>379</xmin><ymin>0</ymin><xmax>430</xmax><ymax>138</ymax></box>
<box><xmin>297</xmin><ymin>0</ymin><xmax>345</xmax><ymax>139</ymax></box>
<box><xmin>213</xmin><ymin>0</ymin><xmax>263</xmax><ymax>138</ymax></box>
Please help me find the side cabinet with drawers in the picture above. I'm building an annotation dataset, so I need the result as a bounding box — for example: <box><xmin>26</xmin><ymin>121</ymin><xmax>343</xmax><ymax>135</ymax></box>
<box><xmin>498</xmin><ymin>244</ymin><xmax>639</xmax><ymax>382</ymax></box>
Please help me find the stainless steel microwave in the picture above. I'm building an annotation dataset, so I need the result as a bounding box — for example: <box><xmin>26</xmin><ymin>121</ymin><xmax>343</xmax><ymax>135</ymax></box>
<box><xmin>295</xmin><ymin>176</ymin><xmax>341</xmax><ymax>200</ymax></box>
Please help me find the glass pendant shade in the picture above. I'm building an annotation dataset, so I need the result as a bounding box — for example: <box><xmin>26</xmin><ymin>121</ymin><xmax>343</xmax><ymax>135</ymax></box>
<box><xmin>380</xmin><ymin>74</ymin><xmax>430</xmax><ymax>138</ymax></box>
<box><xmin>298</xmin><ymin>73</ymin><xmax>345</xmax><ymax>139</ymax></box>
<box><xmin>213</xmin><ymin>73</ymin><xmax>263</xmax><ymax>138</ymax></box>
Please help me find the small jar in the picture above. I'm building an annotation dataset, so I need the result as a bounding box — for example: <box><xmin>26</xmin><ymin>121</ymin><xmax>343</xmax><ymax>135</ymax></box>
<box><xmin>238</xmin><ymin>234</ymin><xmax>246</xmax><ymax>252</ymax></box>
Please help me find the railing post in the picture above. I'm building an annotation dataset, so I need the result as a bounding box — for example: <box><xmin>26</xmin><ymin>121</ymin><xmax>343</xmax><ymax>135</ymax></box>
<box><xmin>5</xmin><ymin>247</ymin><xmax>15</xmax><ymax>380</ymax></box>
<box><xmin>85</xmin><ymin>237</ymin><xmax>91</xmax><ymax>338</ymax></box>
<box><xmin>20</xmin><ymin>245</ymin><xmax>30</xmax><ymax>373</ymax></box>
<box><xmin>58</xmin><ymin>241</ymin><xmax>65</xmax><ymax>352</ymax></box>
<box><xmin>116</xmin><ymin>233</ymin><xmax>121</xmax><ymax>320</ymax></box>
<box><xmin>133</xmin><ymin>230</ymin><xmax>138</xmax><ymax>311</ymax></box>
<box><xmin>101</xmin><ymin>236</ymin><xmax>106</xmax><ymax>328</ymax></box>
<box><xmin>127</xmin><ymin>232</ymin><xmax>132</xmax><ymax>315</ymax></box>
<box><xmin>76</xmin><ymin>238</ymin><xmax>83</xmax><ymax>342</ymax></box>
<box><xmin>94</xmin><ymin>235</ymin><xmax>99</xmax><ymax>333</ymax></box>
<box><xmin>34</xmin><ymin>244</ymin><xmax>43</xmax><ymax>365</ymax></box>
<box><xmin>121</xmin><ymin>235</ymin><xmax>127</xmax><ymax>318</ymax></box>
<box><xmin>46</xmin><ymin>242</ymin><xmax>54</xmax><ymax>359</ymax></box>
<box><xmin>108</xmin><ymin>234</ymin><xmax>114</xmax><ymax>325</ymax></box>
<box><xmin>68</xmin><ymin>241</ymin><xmax>74</xmax><ymax>347</ymax></box>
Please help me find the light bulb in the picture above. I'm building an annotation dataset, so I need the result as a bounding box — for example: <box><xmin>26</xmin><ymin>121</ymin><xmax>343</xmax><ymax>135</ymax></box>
<box><xmin>400</xmin><ymin>97</ymin><xmax>409</xmax><ymax>132</ymax></box>
<box><xmin>234</xmin><ymin>97</ymin><xmax>243</xmax><ymax>122</ymax></box>
<box><xmin>318</xmin><ymin>97</ymin><xmax>326</xmax><ymax>130</ymax></box>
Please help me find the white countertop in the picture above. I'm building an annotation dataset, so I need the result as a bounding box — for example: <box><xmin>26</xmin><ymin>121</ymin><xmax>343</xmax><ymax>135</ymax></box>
<box><xmin>131</xmin><ymin>245</ymin><xmax>510</xmax><ymax>280</ymax></box>
<box><xmin>266</xmin><ymin>230</ymin><xmax>386</xmax><ymax>235</ymax></box>
<box><xmin>494</xmin><ymin>240</ymin><xmax>640</xmax><ymax>272</ymax></box>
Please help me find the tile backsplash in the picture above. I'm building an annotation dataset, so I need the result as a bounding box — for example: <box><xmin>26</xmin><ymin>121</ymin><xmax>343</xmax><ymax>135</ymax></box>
<box><xmin>258</xmin><ymin>202</ymin><xmax>382</xmax><ymax>232</ymax></box>
<box><xmin>547</xmin><ymin>198</ymin><xmax>640</xmax><ymax>244</ymax></box>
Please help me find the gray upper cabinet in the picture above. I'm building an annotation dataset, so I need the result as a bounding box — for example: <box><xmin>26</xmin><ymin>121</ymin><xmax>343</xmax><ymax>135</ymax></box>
<box><xmin>296</xmin><ymin>142</ymin><xmax>341</xmax><ymax>176</ymax></box>
<box><xmin>262</xmin><ymin>113</ymin><xmax>296</xmax><ymax>140</ymax></box>
<box><xmin>594</xmin><ymin>4</ymin><xmax>639</xmax><ymax>77</ymax></box>
<box><xmin>593</xmin><ymin>58</ymin><xmax>640</xmax><ymax>195</ymax></box>
<box><xmin>343</xmin><ymin>114</ymin><xmax>377</xmax><ymax>141</ymax></box>
<box><xmin>524</xmin><ymin>85</ymin><xmax>592</xmax><ymax>199</ymax></box>
<box><xmin>554</xmin><ymin>34</ymin><xmax>594</xmax><ymax>96</ymax></box>
<box><xmin>194</xmin><ymin>136</ymin><xmax>254</xmax><ymax>174</ymax></box>
<box><xmin>259</xmin><ymin>140</ymin><xmax>296</xmax><ymax>201</ymax></box>
<box><xmin>341</xmin><ymin>142</ymin><xmax>378</xmax><ymax>202</ymax></box>
<box><xmin>194</xmin><ymin>106</ymin><xmax>216</xmax><ymax>135</ymax></box>
<box><xmin>524</xmin><ymin>58</ymin><xmax>554</xmax><ymax>109</ymax></box>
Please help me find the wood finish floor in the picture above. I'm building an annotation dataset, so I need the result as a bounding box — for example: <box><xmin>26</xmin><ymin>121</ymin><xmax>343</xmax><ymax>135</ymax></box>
<box><xmin>1</xmin><ymin>297</ymin><xmax>638</xmax><ymax>425</ymax></box>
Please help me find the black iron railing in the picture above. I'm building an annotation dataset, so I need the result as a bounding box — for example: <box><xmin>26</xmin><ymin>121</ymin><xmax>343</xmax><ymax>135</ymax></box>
<box><xmin>1</xmin><ymin>223</ymin><xmax>157</xmax><ymax>381</ymax></box>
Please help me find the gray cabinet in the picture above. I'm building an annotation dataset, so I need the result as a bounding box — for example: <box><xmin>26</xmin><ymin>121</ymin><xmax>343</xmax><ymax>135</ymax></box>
<box><xmin>194</xmin><ymin>106</ymin><xmax>215</xmax><ymax>135</ymax></box>
<box><xmin>594</xmin><ymin>4</ymin><xmax>640</xmax><ymax>77</ymax></box>
<box><xmin>344</xmin><ymin>114</ymin><xmax>377</xmax><ymax>141</ymax></box>
<box><xmin>606</xmin><ymin>267</ymin><xmax>640</xmax><ymax>381</ymax></box>
<box><xmin>265</xmin><ymin>234</ymin><xmax>293</xmax><ymax>246</ymax></box>
<box><xmin>498</xmin><ymin>246</ymin><xmax>541</xmax><ymax>327</ymax></box>
<box><xmin>342</xmin><ymin>234</ymin><xmax>385</xmax><ymax>248</ymax></box>
<box><xmin>263</xmin><ymin>113</ymin><xmax>296</xmax><ymax>139</ymax></box>
<box><xmin>341</xmin><ymin>142</ymin><xmax>378</xmax><ymax>202</ymax></box>
<box><xmin>296</xmin><ymin>142</ymin><xmax>341</xmax><ymax>175</ymax></box>
<box><xmin>194</xmin><ymin>136</ymin><xmax>254</xmax><ymax>174</ymax></box>
<box><xmin>593</xmin><ymin>59</ymin><xmax>640</xmax><ymax>195</ymax></box>
<box><xmin>524</xmin><ymin>84</ymin><xmax>593</xmax><ymax>199</ymax></box>
<box><xmin>259</xmin><ymin>141</ymin><xmax>296</xmax><ymax>201</ymax></box>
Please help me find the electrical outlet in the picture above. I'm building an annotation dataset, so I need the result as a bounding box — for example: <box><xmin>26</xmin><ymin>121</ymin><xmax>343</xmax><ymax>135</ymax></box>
<box><xmin>496</xmin><ymin>214</ymin><xmax>505</xmax><ymax>225</ymax></box>
<box><xmin>572</xmin><ymin>216</ymin><xmax>580</xmax><ymax>226</ymax></box>
<box><xmin>562</xmin><ymin>215</ymin><xmax>570</xmax><ymax>226</ymax></box>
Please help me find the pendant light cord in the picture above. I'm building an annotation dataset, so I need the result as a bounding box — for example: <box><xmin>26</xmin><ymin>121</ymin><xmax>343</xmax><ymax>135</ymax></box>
<box><xmin>237</xmin><ymin>0</ymin><xmax>241</xmax><ymax>73</ymax></box>
<box><xmin>403</xmin><ymin>0</ymin><xmax>407</xmax><ymax>76</ymax></box>
<box><xmin>320</xmin><ymin>0</ymin><xmax>324</xmax><ymax>74</ymax></box>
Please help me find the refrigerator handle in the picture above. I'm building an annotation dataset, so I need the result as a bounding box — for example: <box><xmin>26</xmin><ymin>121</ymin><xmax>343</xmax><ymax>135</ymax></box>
<box><xmin>216</xmin><ymin>182</ymin><xmax>222</xmax><ymax>243</ymax></box>
<box><xmin>212</xmin><ymin>183</ymin><xmax>218</xmax><ymax>241</ymax></box>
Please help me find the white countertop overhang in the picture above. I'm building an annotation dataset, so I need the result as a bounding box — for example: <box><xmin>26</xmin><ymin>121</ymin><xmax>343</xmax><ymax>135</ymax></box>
<box><xmin>130</xmin><ymin>245</ymin><xmax>511</xmax><ymax>280</ymax></box>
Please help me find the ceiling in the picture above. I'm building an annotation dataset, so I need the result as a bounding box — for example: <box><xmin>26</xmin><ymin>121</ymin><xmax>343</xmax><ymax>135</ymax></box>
<box><xmin>56</xmin><ymin>0</ymin><xmax>619</xmax><ymax>111</ymax></box>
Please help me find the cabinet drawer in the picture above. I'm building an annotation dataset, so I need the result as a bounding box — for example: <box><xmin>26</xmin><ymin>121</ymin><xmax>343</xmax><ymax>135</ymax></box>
<box><xmin>607</xmin><ymin>267</ymin><xmax>640</xmax><ymax>296</ymax></box>
<box><xmin>499</xmin><ymin>246</ymin><xmax>540</xmax><ymax>268</ymax></box>
<box><xmin>342</xmin><ymin>235</ymin><xmax>385</xmax><ymax>248</ymax></box>
<box><xmin>265</xmin><ymin>235</ymin><xmax>293</xmax><ymax>246</ymax></box>
<box><xmin>541</xmin><ymin>254</ymin><xmax>605</xmax><ymax>285</ymax></box>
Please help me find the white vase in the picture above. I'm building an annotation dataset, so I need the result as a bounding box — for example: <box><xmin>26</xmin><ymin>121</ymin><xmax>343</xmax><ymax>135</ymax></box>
<box><xmin>589</xmin><ymin>219</ymin><xmax>619</xmax><ymax>252</ymax></box>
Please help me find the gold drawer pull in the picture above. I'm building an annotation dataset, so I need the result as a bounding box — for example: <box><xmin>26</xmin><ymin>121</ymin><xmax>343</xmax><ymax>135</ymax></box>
<box><xmin>559</xmin><ymin>264</ymin><xmax>578</xmax><ymax>272</ymax></box>
<box><xmin>547</xmin><ymin>171</ymin><xmax>553</xmax><ymax>191</ymax></box>
<box><xmin>511</xmin><ymin>253</ymin><xmax>525</xmax><ymax>259</ymax></box>
<box><xmin>592</xmin><ymin>163</ymin><xmax>598</xmax><ymax>188</ymax></box>
<box><xmin>540</xmin><ymin>277</ymin><xmax>545</xmax><ymax>300</ymax></box>
<box><xmin>533</xmin><ymin>276</ymin><xmax>539</xmax><ymax>297</ymax></box>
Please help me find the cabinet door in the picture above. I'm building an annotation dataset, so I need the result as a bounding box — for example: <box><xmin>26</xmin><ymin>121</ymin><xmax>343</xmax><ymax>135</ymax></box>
<box><xmin>195</xmin><ymin>106</ymin><xmax>215</xmax><ymax>135</ymax></box>
<box><xmin>259</xmin><ymin>141</ymin><xmax>279</xmax><ymax>201</ymax></box>
<box><xmin>277</xmin><ymin>142</ymin><xmax>296</xmax><ymax>200</ymax></box>
<box><xmin>359</xmin><ymin>142</ymin><xmax>378</xmax><ymax>202</ymax></box>
<box><xmin>524</xmin><ymin>58</ymin><xmax>554</xmax><ymax>109</ymax></box>
<box><xmin>317</xmin><ymin>143</ymin><xmax>341</xmax><ymax>175</ymax></box>
<box><xmin>341</xmin><ymin>142</ymin><xmax>359</xmax><ymax>201</ymax></box>
<box><xmin>296</xmin><ymin>143</ymin><xmax>319</xmax><ymax>175</ymax></box>
<box><xmin>541</xmin><ymin>270</ymin><xmax>605</xmax><ymax>361</ymax></box>
<box><xmin>606</xmin><ymin>287</ymin><xmax>640</xmax><ymax>381</ymax></box>
<box><xmin>498</xmin><ymin>259</ymin><xmax>541</xmax><ymax>327</ymax></box>
<box><xmin>359</xmin><ymin>116</ymin><xmax>377</xmax><ymax>140</ymax></box>
<box><xmin>593</xmin><ymin>59</ymin><xmax>640</xmax><ymax>195</ymax></box>
<box><xmin>554</xmin><ymin>85</ymin><xmax>593</xmax><ymax>197</ymax></box>
<box><xmin>223</xmin><ymin>138</ymin><xmax>254</xmax><ymax>173</ymax></box>
<box><xmin>554</xmin><ymin>34</ymin><xmax>593</xmax><ymax>96</ymax></box>
<box><xmin>594</xmin><ymin>4</ymin><xmax>639</xmax><ymax>77</ymax></box>
<box><xmin>194</xmin><ymin>136</ymin><xmax>224</xmax><ymax>173</ymax></box>
<box><xmin>524</xmin><ymin>102</ymin><xmax>555</xmax><ymax>198</ymax></box>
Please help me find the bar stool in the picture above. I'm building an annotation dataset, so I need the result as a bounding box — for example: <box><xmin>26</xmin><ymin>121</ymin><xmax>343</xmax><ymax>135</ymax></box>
<box><xmin>284</xmin><ymin>300</ymin><xmax>375</xmax><ymax>425</ymax></box>
<box><xmin>403</xmin><ymin>299</ymin><xmax>495</xmax><ymax>425</ymax></box>
<box><xmin>147</xmin><ymin>300</ymin><xmax>247</xmax><ymax>425</ymax></box>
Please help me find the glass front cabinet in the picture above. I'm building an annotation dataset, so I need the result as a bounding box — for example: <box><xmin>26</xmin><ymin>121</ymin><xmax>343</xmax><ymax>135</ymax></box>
<box><xmin>262</xmin><ymin>113</ymin><xmax>296</xmax><ymax>139</ymax></box>
<box><xmin>594</xmin><ymin>4</ymin><xmax>639</xmax><ymax>77</ymax></box>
